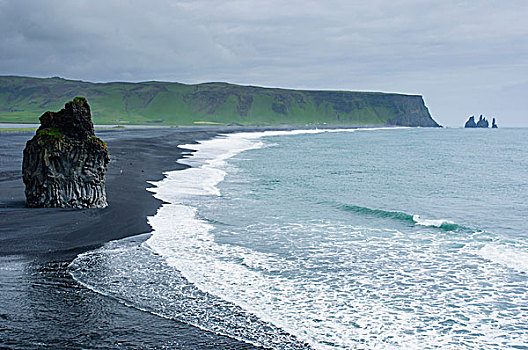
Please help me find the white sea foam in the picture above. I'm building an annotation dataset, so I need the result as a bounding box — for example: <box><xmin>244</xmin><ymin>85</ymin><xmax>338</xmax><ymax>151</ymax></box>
<box><xmin>412</xmin><ymin>214</ymin><xmax>455</xmax><ymax>228</ymax></box>
<box><xmin>478</xmin><ymin>243</ymin><xmax>528</xmax><ymax>274</ymax></box>
<box><xmin>147</xmin><ymin>128</ymin><xmax>369</xmax><ymax>200</ymax></box>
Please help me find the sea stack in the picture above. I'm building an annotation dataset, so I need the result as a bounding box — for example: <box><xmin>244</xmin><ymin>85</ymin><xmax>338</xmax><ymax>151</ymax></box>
<box><xmin>476</xmin><ymin>115</ymin><xmax>489</xmax><ymax>128</ymax></box>
<box><xmin>464</xmin><ymin>115</ymin><xmax>477</xmax><ymax>128</ymax></box>
<box><xmin>492</xmin><ymin>118</ymin><xmax>498</xmax><ymax>128</ymax></box>
<box><xmin>465</xmin><ymin>115</ymin><xmax>492</xmax><ymax>128</ymax></box>
<box><xmin>22</xmin><ymin>97</ymin><xmax>110</xmax><ymax>208</ymax></box>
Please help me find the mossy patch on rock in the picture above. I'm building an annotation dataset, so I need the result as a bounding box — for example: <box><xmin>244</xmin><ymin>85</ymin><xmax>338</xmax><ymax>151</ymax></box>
<box><xmin>37</xmin><ymin>127</ymin><xmax>63</xmax><ymax>137</ymax></box>
<box><xmin>90</xmin><ymin>135</ymin><xmax>107</xmax><ymax>149</ymax></box>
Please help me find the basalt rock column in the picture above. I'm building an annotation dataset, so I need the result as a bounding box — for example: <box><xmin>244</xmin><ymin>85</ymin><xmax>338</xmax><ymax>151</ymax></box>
<box><xmin>22</xmin><ymin>97</ymin><xmax>110</xmax><ymax>208</ymax></box>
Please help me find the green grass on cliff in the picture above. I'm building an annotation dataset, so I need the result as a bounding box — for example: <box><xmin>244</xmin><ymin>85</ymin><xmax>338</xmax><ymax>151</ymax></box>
<box><xmin>0</xmin><ymin>76</ymin><xmax>439</xmax><ymax>127</ymax></box>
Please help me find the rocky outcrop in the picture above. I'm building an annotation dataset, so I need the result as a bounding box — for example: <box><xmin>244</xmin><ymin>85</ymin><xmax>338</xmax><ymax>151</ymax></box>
<box><xmin>476</xmin><ymin>115</ymin><xmax>489</xmax><ymax>128</ymax></box>
<box><xmin>492</xmin><ymin>118</ymin><xmax>498</xmax><ymax>128</ymax></box>
<box><xmin>464</xmin><ymin>116</ymin><xmax>477</xmax><ymax>128</ymax></box>
<box><xmin>465</xmin><ymin>115</ymin><xmax>493</xmax><ymax>128</ymax></box>
<box><xmin>22</xmin><ymin>97</ymin><xmax>110</xmax><ymax>208</ymax></box>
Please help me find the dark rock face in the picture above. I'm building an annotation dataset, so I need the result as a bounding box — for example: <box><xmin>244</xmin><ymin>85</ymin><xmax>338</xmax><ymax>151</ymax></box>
<box><xmin>39</xmin><ymin>98</ymin><xmax>95</xmax><ymax>139</ymax></box>
<box><xmin>22</xmin><ymin>97</ymin><xmax>110</xmax><ymax>208</ymax></box>
<box><xmin>476</xmin><ymin>115</ymin><xmax>489</xmax><ymax>128</ymax></box>
<box><xmin>465</xmin><ymin>116</ymin><xmax>477</xmax><ymax>128</ymax></box>
<box><xmin>492</xmin><ymin>118</ymin><xmax>498</xmax><ymax>128</ymax></box>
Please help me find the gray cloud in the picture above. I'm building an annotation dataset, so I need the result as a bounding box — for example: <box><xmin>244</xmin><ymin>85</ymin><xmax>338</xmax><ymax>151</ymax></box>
<box><xmin>1</xmin><ymin>0</ymin><xmax>527</xmax><ymax>126</ymax></box>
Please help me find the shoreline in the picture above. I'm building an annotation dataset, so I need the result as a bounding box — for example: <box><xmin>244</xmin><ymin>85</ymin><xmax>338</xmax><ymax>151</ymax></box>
<box><xmin>140</xmin><ymin>126</ymin><xmax>391</xmax><ymax>348</ymax></box>
<box><xmin>1</xmin><ymin>125</ymin><xmax>363</xmax><ymax>256</ymax></box>
<box><xmin>0</xmin><ymin>125</ymin><xmax>406</xmax><ymax>349</ymax></box>
<box><xmin>0</xmin><ymin>127</ymin><xmax>262</xmax><ymax>349</ymax></box>
<box><xmin>67</xmin><ymin>127</ymin><xmax>364</xmax><ymax>349</ymax></box>
<box><xmin>0</xmin><ymin>128</ymin><xmax>221</xmax><ymax>257</ymax></box>
<box><xmin>1</xmin><ymin>126</ymin><xmax>523</xmax><ymax>348</ymax></box>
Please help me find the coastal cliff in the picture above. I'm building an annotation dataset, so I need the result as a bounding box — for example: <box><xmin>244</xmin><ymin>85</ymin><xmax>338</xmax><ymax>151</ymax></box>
<box><xmin>22</xmin><ymin>97</ymin><xmax>109</xmax><ymax>208</ymax></box>
<box><xmin>0</xmin><ymin>76</ymin><xmax>440</xmax><ymax>127</ymax></box>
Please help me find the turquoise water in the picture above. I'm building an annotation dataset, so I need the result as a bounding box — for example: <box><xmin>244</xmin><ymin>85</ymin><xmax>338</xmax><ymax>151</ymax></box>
<box><xmin>71</xmin><ymin>128</ymin><xmax>528</xmax><ymax>349</ymax></box>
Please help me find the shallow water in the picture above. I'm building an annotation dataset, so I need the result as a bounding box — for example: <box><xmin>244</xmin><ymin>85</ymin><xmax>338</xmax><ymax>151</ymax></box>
<box><xmin>71</xmin><ymin>128</ymin><xmax>528</xmax><ymax>349</ymax></box>
<box><xmin>0</xmin><ymin>251</ymin><xmax>255</xmax><ymax>349</ymax></box>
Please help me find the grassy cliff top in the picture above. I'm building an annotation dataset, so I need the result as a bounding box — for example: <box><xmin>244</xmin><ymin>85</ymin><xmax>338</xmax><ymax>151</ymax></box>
<box><xmin>0</xmin><ymin>75</ymin><xmax>440</xmax><ymax>127</ymax></box>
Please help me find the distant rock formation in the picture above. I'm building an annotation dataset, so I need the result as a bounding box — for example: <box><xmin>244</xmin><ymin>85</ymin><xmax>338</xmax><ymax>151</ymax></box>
<box><xmin>465</xmin><ymin>114</ymin><xmax>494</xmax><ymax>128</ymax></box>
<box><xmin>476</xmin><ymin>115</ymin><xmax>489</xmax><ymax>128</ymax></box>
<box><xmin>492</xmin><ymin>118</ymin><xmax>498</xmax><ymax>128</ymax></box>
<box><xmin>22</xmin><ymin>97</ymin><xmax>110</xmax><ymax>208</ymax></box>
<box><xmin>465</xmin><ymin>116</ymin><xmax>477</xmax><ymax>128</ymax></box>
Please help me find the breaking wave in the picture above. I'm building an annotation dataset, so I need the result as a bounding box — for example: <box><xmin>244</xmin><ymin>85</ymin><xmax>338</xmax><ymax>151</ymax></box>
<box><xmin>337</xmin><ymin>204</ymin><xmax>464</xmax><ymax>231</ymax></box>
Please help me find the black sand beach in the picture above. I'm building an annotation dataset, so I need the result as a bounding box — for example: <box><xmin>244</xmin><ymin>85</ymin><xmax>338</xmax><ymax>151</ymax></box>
<box><xmin>0</xmin><ymin>128</ymin><xmax>259</xmax><ymax>349</ymax></box>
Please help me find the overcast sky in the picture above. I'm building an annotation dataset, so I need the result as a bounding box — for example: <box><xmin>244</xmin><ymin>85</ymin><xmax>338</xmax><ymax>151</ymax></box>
<box><xmin>1</xmin><ymin>0</ymin><xmax>527</xmax><ymax>126</ymax></box>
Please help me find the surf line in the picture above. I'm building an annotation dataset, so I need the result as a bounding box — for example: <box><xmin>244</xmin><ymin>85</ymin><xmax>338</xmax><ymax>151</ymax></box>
<box><xmin>143</xmin><ymin>127</ymin><xmax>407</xmax><ymax>346</ymax></box>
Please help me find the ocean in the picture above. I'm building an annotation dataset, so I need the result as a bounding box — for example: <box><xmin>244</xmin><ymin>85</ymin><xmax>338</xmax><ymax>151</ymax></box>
<box><xmin>70</xmin><ymin>127</ymin><xmax>528</xmax><ymax>349</ymax></box>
